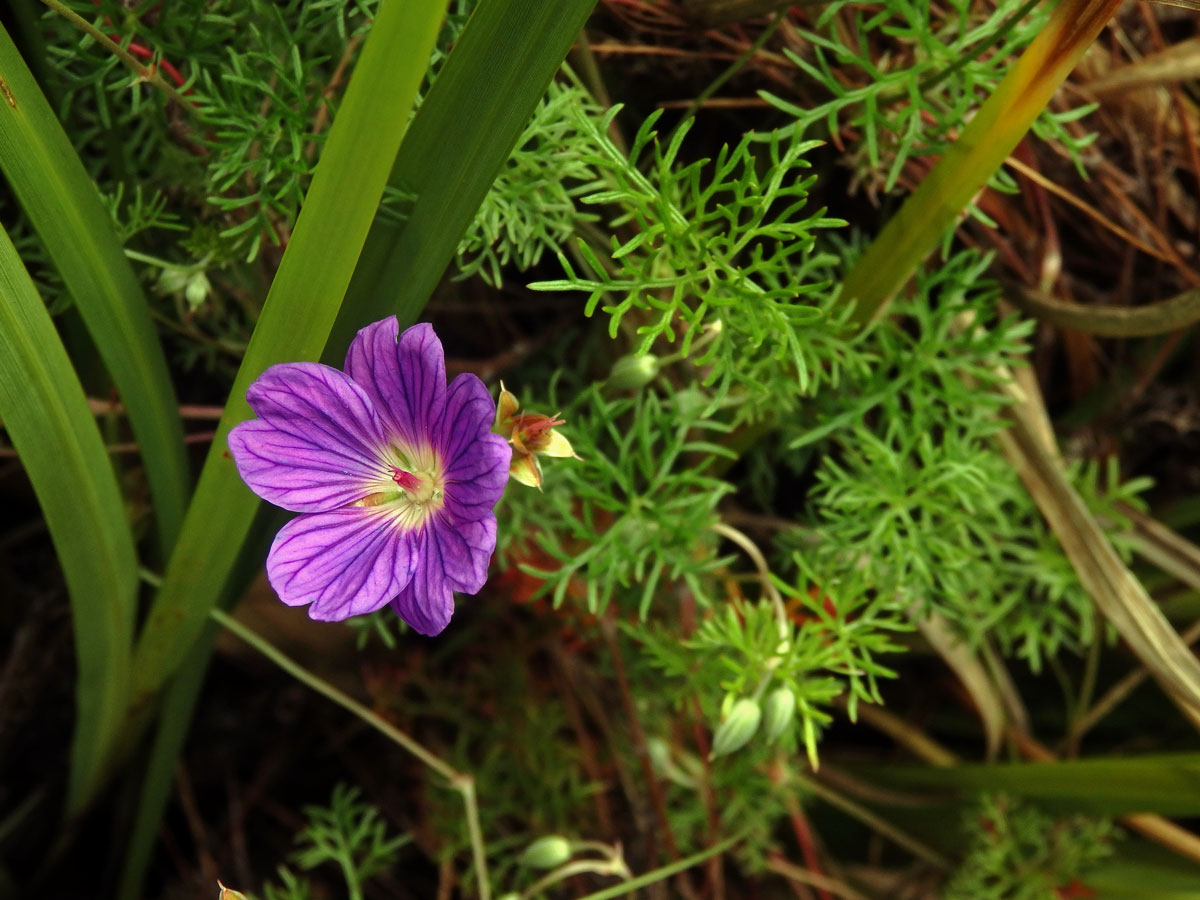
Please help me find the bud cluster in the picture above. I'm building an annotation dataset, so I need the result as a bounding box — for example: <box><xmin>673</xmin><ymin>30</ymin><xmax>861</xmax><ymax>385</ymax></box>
<box><xmin>710</xmin><ymin>686</ymin><xmax>797</xmax><ymax>759</ymax></box>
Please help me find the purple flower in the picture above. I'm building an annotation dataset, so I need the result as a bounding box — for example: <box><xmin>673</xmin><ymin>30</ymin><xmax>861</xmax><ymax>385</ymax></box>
<box><xmin>228</xmin><ymin>318</ymin><xmax>512</xmax><ymax>635</ymax></box>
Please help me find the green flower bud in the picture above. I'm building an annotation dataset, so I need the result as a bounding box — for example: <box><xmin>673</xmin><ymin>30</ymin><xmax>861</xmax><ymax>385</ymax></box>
<box><xmin>672</xmin><ymin>387</ymin><xmax>709</xmax><ymax>418</ymax></box>
<box><xmin>762</xmin><ymin>687</ymin><xmax>796</xmax><ymax>743</ymax></box>
<box><xmin>710</xmin><ymin>697</ymin><xmax>761</xmax><ymax>759</ymax></box>
<box><xmin>607</xmin><ymin>354</ymin><xmax>660</xmax><ymax>391</ymax></box>
<box><xmin>156</xmin><ymin>265</ymin><xmax>191</xmax><ymax>294</ymax></box>
<box><xmin>185</xmin><ymin>271</ymin><xmax>211</xmax><ymax>310</ymax></box>
<box><xmin>519</xmin><ymin>835</ymin><xmax>573</xmax><ymax>869</ymax></box>
<box><xmin>720</xmin><ymin>692</ymin><xmax>736</xmax><ymax>719</ymax></box>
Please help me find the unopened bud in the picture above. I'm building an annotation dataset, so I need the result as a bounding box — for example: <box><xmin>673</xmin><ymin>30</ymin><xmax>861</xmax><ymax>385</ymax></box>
<box><xmin>673</xmin><ymin>387</ymin><xmax>709</xmax><ymax>418</ymax></box>
<box><xmin>710</xmin><ymin>698</ymin><xmax>761</xmax><ymax>759</ymax></box>
<box><xmin>720</xmin><ymin>693</ymin><xmax>736</xmax><ymax>719</ymax></box>
<box><xmin>762</xmin><ymin>687</ymin><xmax>796</xmax><ymax>743</ymax></box>
<box><xmin>157</xmin><ymin>265</ymin><xmax>190</xmax><ymax>294</ymax></box>
<box><xmin>185</xmin><ymin>271</ymin><xmax>211</xmax><ymax>310</ymax></box>
<box><xmin>519</xmin><ymin>835</ymin><xmax>573</xmax><ymax>869</ymax></box>
<box><xmin>607</xmin><ymin>354</ymin><xmax>660</xmax><ymax>391</ymax></box>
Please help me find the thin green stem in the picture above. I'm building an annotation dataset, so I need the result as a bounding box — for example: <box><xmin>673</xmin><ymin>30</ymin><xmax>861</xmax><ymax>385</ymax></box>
<box><xmin>1077</xmin><ymin>633</ymin><xmax>1102</xmax><ymax>723</ymax></box>
<box><xmin>208</xmin><ymin>608</ymin><xmax>493</xmax><ymax>899</ymax></box>
<box><xmin>341</xmin><ymin>851</ymin><xmax>364</xmax><ymax>900</ymax></box>
<box><xmin>711</xmin><ymin>521</ymin><xmax>789</xmax><ymax>640</ymax></box>
<box><xmin>454</xmin><ymin>775</ymin><xmax>492</xmax><ymax>900</ymax></box>
<box><xmin>574</xmin><ymin>832</ymin><xmax>744</xmax><ymax>900</ymax></box>
<box><xmin>520</xmin><ymin>856</ymin><xmax>630</xmax><ymax>900</ymax></box>
<box><xmin>672</xmin><ymin>14</ymin><xmax>783</xmax><ymax>135</ymax></box>
<box><xmin>210</xmin><ymin>609</ymin><xmax>457</xmax><ymax>779</ymax></box>
<box><xmin>793</xmin><ymin>772</ymin><xmax>951</xmax><ymax>870</ymax></box>
<box><xmin>38</xmin><ymin>0</ymin><xmax>193</xmax><ymax>110</ymax></box>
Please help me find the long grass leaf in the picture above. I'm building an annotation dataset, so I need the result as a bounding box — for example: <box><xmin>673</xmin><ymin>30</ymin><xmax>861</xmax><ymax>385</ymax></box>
<box><xmin>0</xmin><ymin>24</ymin><xmax>189</xmax><ymax>550</ymax></box>
<box><xmin>327</xmin><ymin>0</ymin><xmax>597</xmax><ymax>359</ymax></box>
<box><xmin>861</xmin><ymin>753</ymin><xmax>1200</xmax><ymax>816</ymax></box>
<box><xmin>838</xmin><ymin>0</ymin><xmax>1122</xmax><ymax>323</ymax></box>
<box><xmin>0</xmin><ymin>224</ymin><xmax>137</xmax><ymax>813</ymax></box>
<box><xmin>128</xmin><ymin>0</ymin><xmax>449</xmax><ymax>742</ymax></box>
<box><xmin>996</xmin><ymin>379</ymin><xmax>1200</xmax><ymax>724</ymax></box>
<box><xmin>119</xmin><ymin>504</ymin><xmax>284</xmax><ymax>900</ymax></box>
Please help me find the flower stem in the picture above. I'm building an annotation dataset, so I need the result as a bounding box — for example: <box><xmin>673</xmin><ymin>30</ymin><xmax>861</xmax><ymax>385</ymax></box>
<box><xmin>573</xmin><ymin>832</ymin><xmax>744</xmax><ymax>900</ymax></box>
<box><xmin>208</xmin><ymin>608</ymin><xmax>492</xmax><ymax>900</ymax></box>
<box><xmin>520</xmin><ymin>856</ymin><xmax>629</xmax><ymax>900</ymax></box>
<box><xmin>38</xmin><ymin>0</ymin><xmax>193</xmax><ymax>110</ymax></box>
<box><xmin>711</xmin><ymin>521</ymin><xmax>788</xmax><ymax>640</ymax></box>
<box><xmin>452</xmin><ymin>773</ymin><xmax>492</xmax><ymax>900</ymax></box>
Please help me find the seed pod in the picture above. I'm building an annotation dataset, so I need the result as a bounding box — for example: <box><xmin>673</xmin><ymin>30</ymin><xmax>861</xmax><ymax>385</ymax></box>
<box><xmin>762</xmin><ymin>687</ymin><xmax>797</xmax><ymax>743</ymax></box>
<box><xmin>711</xmin><ymin>697</ymin><xmax>762</xmax><ymax>758</ymax></box>
<box><xmin>519</xmin><ymin>835</ymin><xmax>573</xmax><ymax>869</ymax></box>
<box><xmin>607</xmin><ymin>354</ymin><xmax>660</xmax><ymax>391</ymax></box>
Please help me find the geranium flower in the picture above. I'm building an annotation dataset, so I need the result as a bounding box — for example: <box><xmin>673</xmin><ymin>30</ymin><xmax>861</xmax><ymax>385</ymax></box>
<box><xmin>228</xmin><ymin>318</ymin><xmax>512</xmax><ymax>635</ymax></box>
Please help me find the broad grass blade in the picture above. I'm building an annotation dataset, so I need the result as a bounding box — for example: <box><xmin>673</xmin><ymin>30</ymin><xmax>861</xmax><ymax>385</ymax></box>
<box><xmin>128</xmin><ymin>0</ymin><xmax>449</xmax><ymax>758</ymax></box>
<box><xmin>0</xmin><ymin>24</ymin><xmax>189</xmax><ymax>550</ymax></box>
<box><xmin>0</xmin><ymin>224</ymin><xmax>137</xmax><ymax>813</ymax></box>
<box><xmin>862</xmin><ymin>752</ymin><xmax>1200</xmax><ymax>817</ymax></box>
<box><xmin>328</xmin><ymin>0</ymin><xmax>598</xmax><ymax>359</ymax></box>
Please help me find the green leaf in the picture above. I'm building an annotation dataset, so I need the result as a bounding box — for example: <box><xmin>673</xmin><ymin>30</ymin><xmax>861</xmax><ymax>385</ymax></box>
<box><xmin>0</xmin><ymin>224</ymin><xmax>137</xmax><ymax>813</ymax></box>
<box><xmin>839</xmin><ymin>0</ymin><xmax>1120</xmax><ymax>324</ymax></box>
<box><xmin>1087</xmin><ymin>846</ymin><xmax>1200</xmax><ymax>900</ymax></box>
<box><xmin>861</xmin><ymin>753</ymin><xmax>1200</xmax><ymax>817</ymax></box>
<box><xmin>0</xmin><ymin>23</ymin><xmax>189</xmax><ymax>550</ymax></box>
<box><xmin>128</xmin><ymin>0</ymin><xmax>450</xmax><ymax>747</ymax></box>
<box><xmin>326</xmin><ymin>0</ymin><xmax>598</xmax><ymax>360</ymax></box>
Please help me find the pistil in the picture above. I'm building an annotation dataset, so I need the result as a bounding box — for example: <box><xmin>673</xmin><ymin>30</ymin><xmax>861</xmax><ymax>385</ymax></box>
<box><xmin>389</xmin><ymin>466</ymin><xmax>422</xmax><ymax>493</ymax></box>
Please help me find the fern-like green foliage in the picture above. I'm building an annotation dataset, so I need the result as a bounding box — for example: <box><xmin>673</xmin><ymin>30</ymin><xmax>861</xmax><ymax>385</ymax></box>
<box><xmin>788</xmin><ymin>252</ymin><xmax>1149</xmax><ymax>669</ymax></box>
<box><xmin>508</xmin><ymin>383</ymin><xmax>736</xmax><ymax>616</ymax></box>
<box><xmin>640</xmin><ymin>593</ymin><xmax>904</xmax><ymax>767</ymax></box>
<box><xmin>762</xmin><ymin>0</ymin><xmax>1097</xmax><ymax>197</ymax></box>
<box><xmin>945</xmin><ymin>794</ymin><xmax>1118</xmax><ymax>900</ymax></box>
<box><xmin>46</xmin><ymin>0</ymin><xmax>380</xmax><ymax>262</ymax></box>
<box><xmin>259</xmin><ymin>784</ymin><xmax>410</xmax><ymax>900</ymax></box>
<box><xmin>532</xmin><ymin>107</ymin><xmax>847</xmax><ymax>408</ymax></box>
<box><xmin>455</xmin><ymin>79</ymin><xmax>603</xmax><ymax>287</ymax></box>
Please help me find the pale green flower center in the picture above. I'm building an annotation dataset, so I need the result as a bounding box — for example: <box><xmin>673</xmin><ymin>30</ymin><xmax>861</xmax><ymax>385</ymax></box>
<box><xmin>352</xmin><ymin>442</ymin><xmax>445</xmax><ymax>531</ymax></box>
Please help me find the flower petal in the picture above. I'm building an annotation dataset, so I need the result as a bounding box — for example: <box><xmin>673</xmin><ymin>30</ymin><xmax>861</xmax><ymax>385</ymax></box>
<box><xmin>267</xmin><ymin>509</ymin><xmax>416</xmax><ymax>621</ymax></box>
<box><xmin>389</xmin><ymin>525</ymin><xmax>454</xmax><ymax>636</ymax></box>
<box><xmin>345</xmin><ymin>318</ymin><xmax>447</xmax><ymax>450</ymax></box>
<box><xmin>437</xmin><ymin>373</ymin><xmax>512</xmax><ymax>522</ymax></box>
<box><xmin>243</xmin><ymin>362</ymin><xmax>389</xmax><ymax>481</ymax></box>
<box><xmin>229</xmin><ymin>419</ymin><xmax>382</xmax><ymax>512</ymax></box>
<box><xmin>432</xmin><ymin>515</ymin><xmax>498</xmax><ymax>594</ymax></box>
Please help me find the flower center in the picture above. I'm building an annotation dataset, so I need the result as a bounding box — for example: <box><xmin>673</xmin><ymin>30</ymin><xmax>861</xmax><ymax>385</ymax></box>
<box><xmin>389</xmin><ymin>465</ymin><xmax>440</xmax><ymax>505</ymax></box>
<box><xmin>350</xmin><ymin>442</ymin><xmax>445</xmax><ymax>531</ymax></box>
